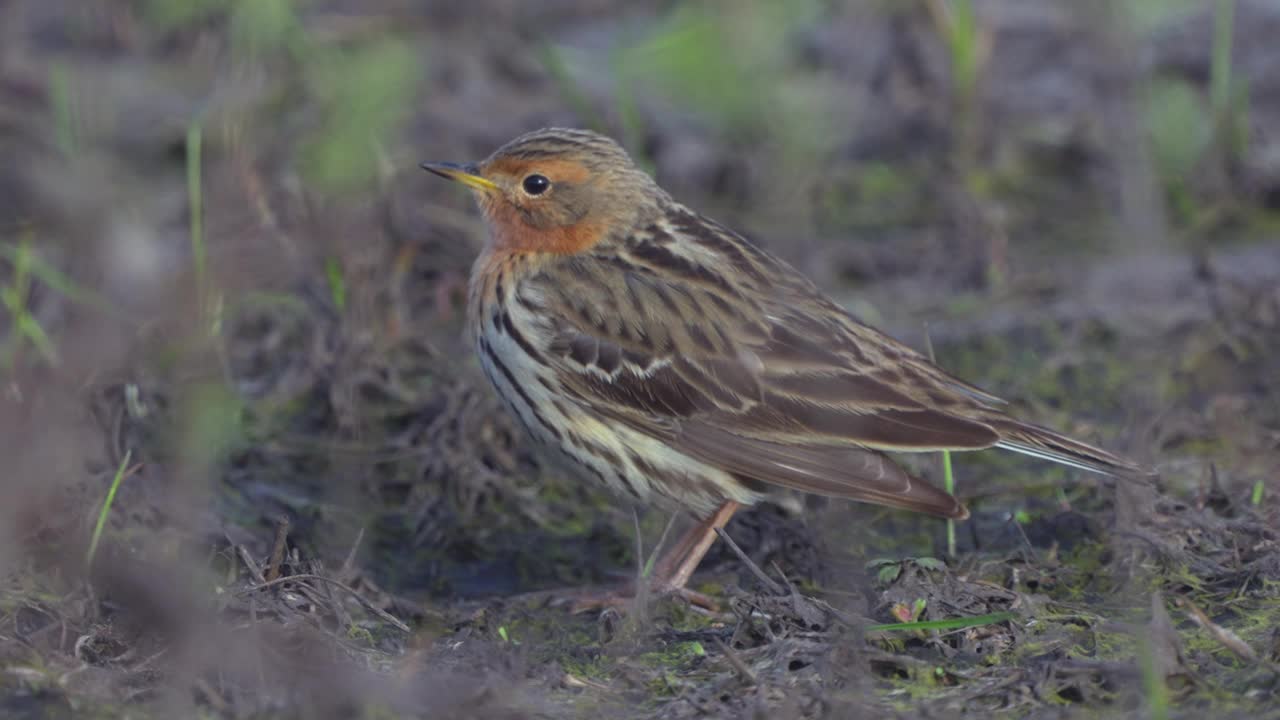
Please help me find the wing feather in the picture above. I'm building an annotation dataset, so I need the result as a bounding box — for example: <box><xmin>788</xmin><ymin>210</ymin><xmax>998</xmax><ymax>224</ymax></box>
<box><xmin>533</xmin><ymin>255</ymin><xmax>1003</xmax><ymax>516</ymax></box>
<box><xmin>527</xmin><ymin>214</ymin><xmax>1138</xmax><ymax>518</ymax></box>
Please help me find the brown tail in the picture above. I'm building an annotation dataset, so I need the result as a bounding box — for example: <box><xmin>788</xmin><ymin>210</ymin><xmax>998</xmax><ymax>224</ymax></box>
<box><xmin>989</xmin><ymin>419</ymin><xmax>1148</xmax><ymax>478</ymax></box>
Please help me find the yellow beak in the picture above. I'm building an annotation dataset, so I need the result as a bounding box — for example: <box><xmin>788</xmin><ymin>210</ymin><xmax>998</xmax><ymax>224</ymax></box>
<box><xmin>421</xmin><ymin>162</ymin><xmax>500</xmax><ymax>194</ymax></box>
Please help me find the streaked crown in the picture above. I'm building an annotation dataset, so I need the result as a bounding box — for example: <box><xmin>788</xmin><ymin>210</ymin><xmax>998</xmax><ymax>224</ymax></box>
<box><xmin>486</xmin><ymin>128</ymin><xmax>637</xmax><ymax>171</ymax></box>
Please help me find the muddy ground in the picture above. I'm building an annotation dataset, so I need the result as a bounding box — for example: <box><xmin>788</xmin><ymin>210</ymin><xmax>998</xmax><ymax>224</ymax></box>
<box><xmin>1</xmin><ymin>1</ymin><xmax>1278</xmax><ymax>718</ymax></box>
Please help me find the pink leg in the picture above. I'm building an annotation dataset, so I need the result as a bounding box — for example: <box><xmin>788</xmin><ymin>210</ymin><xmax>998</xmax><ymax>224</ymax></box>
<box><xmin>655</xmin><ymin>501</ymin><xmax>741</xmax><ymax>591</ymax></box>
<box><xmin>566</xmin><ymin>501</ymin><xmax>741</xmax><ymax>613</ymax></box>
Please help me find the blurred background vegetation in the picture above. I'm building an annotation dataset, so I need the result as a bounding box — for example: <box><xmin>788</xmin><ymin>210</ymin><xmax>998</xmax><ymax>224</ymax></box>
<box><xmin>1</xmin><ymin>0</ymin><xmax>1277</xmax><ymax>717</ymax></box>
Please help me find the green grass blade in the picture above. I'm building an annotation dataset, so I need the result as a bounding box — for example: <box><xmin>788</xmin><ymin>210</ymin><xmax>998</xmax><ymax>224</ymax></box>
<box><xmin>0</xmin><ymin>245</ymin><xmax>115</xmax><ymax>315</ymax></box>
<box><xmin>923</xmin><ymin>324</ymin><xmax>957</xmax><ymax>557</ymax></box>
<box><xmin>16</xmin><ymin>314</ymin><xmax>57</xmax><ymax>364</ymax></box>
<box><xmin>1</xmin><ymin>234</ymin><xmax>61</xmax><ymax>368</ymax></box>
<box><xmin>942</xmin><ymin>449</ymin><xmax>956</xmax><ymax>556</ymax></box>
<box><xmin>50</xmin><ymin>62</ymin><xmax>78</xmax><ymax>157</ymax></box>
<box><xmin>86</xmin><ymin>450</ymin><xmax>133</xmax><ymax>567</ymax></box>
<box><xmin>325</xmin><ymin>257</ymin><xmax>346</xmax><ymax>311</ymax></box>
<box><xmin>1137</xmin><ymin>634</ymin><xmax>1171</xmax><ymax>720</ymax></box>
<box><xmin>187</xmin><ymin>122</ymin><xmax>205</xmax><ymax>307</ymax></box>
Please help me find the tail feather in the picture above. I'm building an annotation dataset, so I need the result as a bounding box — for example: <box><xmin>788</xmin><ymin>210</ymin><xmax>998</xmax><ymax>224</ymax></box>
<box><xmin>990</xmin><ymin>421</ymin><xmax>1147</xmax><ymax>478</ymax></box>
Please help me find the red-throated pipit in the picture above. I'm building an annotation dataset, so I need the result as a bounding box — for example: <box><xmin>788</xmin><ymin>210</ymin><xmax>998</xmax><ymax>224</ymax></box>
<box><xmin>424</xmin><ymin>128</ymin><xmax>1144</xmax><ymax>606</ymax></box>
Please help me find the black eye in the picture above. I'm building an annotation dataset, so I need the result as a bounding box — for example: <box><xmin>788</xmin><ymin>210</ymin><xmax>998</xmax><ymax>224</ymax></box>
<box><xmin>522</xmin><ymin>174</ymin><xmax>551</xmax><ymax>195</ymax></box>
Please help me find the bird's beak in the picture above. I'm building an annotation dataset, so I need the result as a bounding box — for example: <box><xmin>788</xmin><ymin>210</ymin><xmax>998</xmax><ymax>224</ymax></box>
<box><xmin>420</xmin><ymin>161</ymin><xmax>500</xmax><ymax>194</ymax></box>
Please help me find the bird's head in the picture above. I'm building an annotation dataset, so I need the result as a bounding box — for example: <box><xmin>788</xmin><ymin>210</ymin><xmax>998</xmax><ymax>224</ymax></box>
<box><xmin>423</xmin><ymin>128</ymin><xmax>664</xmax><ymax>254</ymax></box>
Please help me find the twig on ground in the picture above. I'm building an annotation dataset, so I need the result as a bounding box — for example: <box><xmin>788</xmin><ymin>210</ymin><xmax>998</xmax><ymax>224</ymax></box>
<box><xmin>712</xmin><ymin>636</ymin><xmax>757</xmax><ymax>685</ymax></box>
<box><xmin>714</xmin><ymin>527</ymin><xmax>783</xmax><ymax>595</ymax></box>
<box><xmin>1177</xmin><ymin>596</ymin><xmax>1260</xmax><ymax>664</ymax></box>
<box><xmin>265</xmin><ymin>515</ymin><xmax>291</xmax><ymax>582</ymax></box>
<box><xmin>235</xmin><ymin>544</ymin><xmax>267</xmax><ymax>585</ymax></box>
<box><xmin>239</xmin><ymin>574</ymin><xmax>410</xmax><ymax>633</ymax></box>
<box><xmin>341</xmin><ymin>527</ymin><xmax>365</xmax><ymax>576</ymax></box>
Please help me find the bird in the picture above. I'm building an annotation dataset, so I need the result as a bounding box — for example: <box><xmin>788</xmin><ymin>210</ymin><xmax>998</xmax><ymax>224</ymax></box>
<box><xmin>423</xmin><ymin>127</ymin><xmax>1145</xmax><ymax>605</ymax></box>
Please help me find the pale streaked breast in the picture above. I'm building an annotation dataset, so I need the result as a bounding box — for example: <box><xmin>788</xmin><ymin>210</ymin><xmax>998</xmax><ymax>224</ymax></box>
<box><xmin>468</xmin><ymin>253</ymin><xmax>764</xmax><ymax>517</ymax></box>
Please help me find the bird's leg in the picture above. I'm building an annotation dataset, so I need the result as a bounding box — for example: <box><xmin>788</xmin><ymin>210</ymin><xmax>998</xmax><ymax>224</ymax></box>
<box><xmin>651</xmin><ymin>500</ymin><xmax>741</xmax><ymax>593</ymax></box>
<box><xmin>564</xmin><ymin>500</ymin><xmax>740</xmax><ymax>613</ymax></box>
<box><xmin>645</xmin><ymin>516</ymin><xmax>708</xmax><ymax>585</ymax></box>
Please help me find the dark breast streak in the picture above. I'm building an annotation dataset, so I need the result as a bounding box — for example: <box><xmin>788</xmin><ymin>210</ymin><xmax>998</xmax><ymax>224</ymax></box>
<box><xmin>471</xmin><ymin>254</ymin><xmax>658</xmax><ymax>505</ymax></box>
<box><xmin>470</xmin><ymin>249</ymin><xmax>765</xmax><ymax>517</ymax></box>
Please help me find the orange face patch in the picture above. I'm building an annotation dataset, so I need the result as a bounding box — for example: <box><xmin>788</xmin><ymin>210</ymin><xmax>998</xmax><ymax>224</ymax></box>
<box><xmin>476</xmin><ymin>156</ymin><xmax>604</xmax><ymax>255</ymax></box>
<box><xmin>483</xmin><ymin>198</ymin><xmax>606</xmax><ymax>256</ymax></box>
